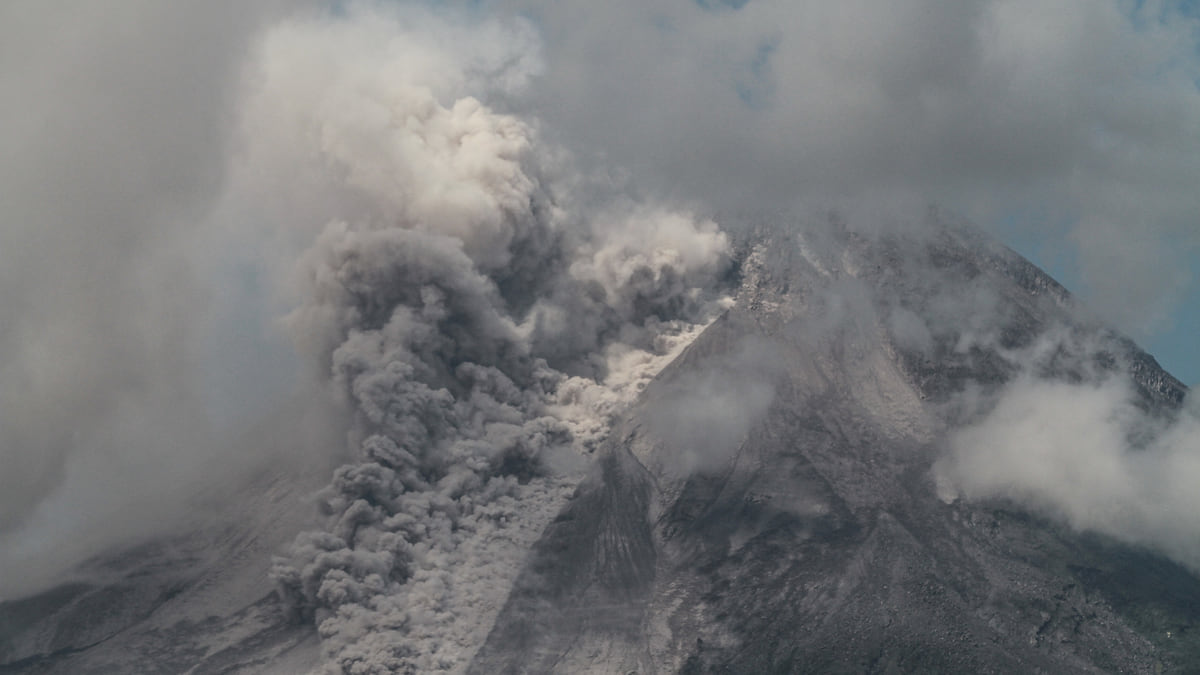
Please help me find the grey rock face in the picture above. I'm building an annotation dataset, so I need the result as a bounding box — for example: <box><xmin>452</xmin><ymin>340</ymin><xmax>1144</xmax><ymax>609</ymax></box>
<box><xmin>471</xmin><ymin>221</ymin><xmax>1196</xmax><ymax>674</ymax></box>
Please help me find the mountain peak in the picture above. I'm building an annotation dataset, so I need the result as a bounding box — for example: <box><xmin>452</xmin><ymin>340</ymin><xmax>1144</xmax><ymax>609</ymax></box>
<box><xmin>471</xmin><ymin>220</ymin><xmax>1196</xmax><ymax>673</ymax></box>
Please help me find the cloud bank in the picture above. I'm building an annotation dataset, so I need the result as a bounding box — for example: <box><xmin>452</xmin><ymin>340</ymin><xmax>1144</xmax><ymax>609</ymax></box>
<box><xmin>0</xmin><ymin>0</ymin><xmax>318</xmax><ymax>598</ymax></box>
<box><xmin>501</xmin><ymin>0</ymin><xmax>1200</xmax><ymax>339</ymax></box>
<box><xmin>645</xmin><ymin>336</ymin><xmax>778</xmax><ymax>476</ymax></box>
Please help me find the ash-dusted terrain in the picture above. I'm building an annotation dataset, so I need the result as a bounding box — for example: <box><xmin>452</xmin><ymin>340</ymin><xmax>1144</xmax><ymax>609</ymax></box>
<box><xmin>470</xmin><ymin>221</ymin><xmax>1198</xmax><ymax>674</ymax></box>
<box><xmin>3</xmin><ymin>219</ymin><xmax>1199</xmax><ymax>674</ymax></box>
<box><xmin>0</xmin><ymin>464</ymin><xmax>331</xmax><ymax>675</ymax></box>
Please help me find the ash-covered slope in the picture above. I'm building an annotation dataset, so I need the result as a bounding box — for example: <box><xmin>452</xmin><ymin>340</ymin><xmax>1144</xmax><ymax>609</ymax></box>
<box><xmin>0</xmin><ymin>468</ymin><xmax>323</xmax><ymax>675</ymax></box>
<box><xmin>470</xmin><ymin>219</ymin><xmax>1197</xmax><ymax>674</ymax></box>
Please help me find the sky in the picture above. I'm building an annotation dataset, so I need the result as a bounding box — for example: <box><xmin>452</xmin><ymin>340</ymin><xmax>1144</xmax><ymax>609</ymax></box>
<box><xmin>1008</xmin><ymin>226</ymin><xmax>1199</xmax><ymax>385</ymax></box>
<box><xmin>0</xmin><ymin>0</ymin><xmax>1198</xmax><ymax>602</ymax></box>
<box><xmin>1153</xmin><ymin>283</ymin><xmax>1200</xmax><ymax>384</ymax></box>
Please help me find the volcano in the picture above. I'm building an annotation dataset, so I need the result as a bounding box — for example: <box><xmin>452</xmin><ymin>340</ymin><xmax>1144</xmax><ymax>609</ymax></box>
<box><xmin>468</xmin><ymin>220</ymin><xmax>1196</xmax><ymax>674</ymax></box>
<box><xmin>3</xmin><ymin>218</ymin><xmax>1197</xmax><ymax>674</ymax></box>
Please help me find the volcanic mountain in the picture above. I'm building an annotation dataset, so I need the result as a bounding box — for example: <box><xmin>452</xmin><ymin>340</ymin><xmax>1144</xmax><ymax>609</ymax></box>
<box><xmin>2</xmin><ymin>218</ymin><xmax>1197</xmax><ymax>674</ymax></box>
<box><xmin>469</xmin><ymin>220</ymin><xmax>1196</xmax><ymax>674</ymax></box>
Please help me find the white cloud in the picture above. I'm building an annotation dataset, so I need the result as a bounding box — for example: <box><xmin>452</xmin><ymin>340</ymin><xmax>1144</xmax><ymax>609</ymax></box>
<box><xmin>0</xmin><ymin>0</ymin><xmax>324</xmax><ymax>593</ymax></box>
<box><xmin>496</xmin><ymin>0</ymin><xmax>1200</xmax><ymax>334</ymax></box>
<box><xmin>937</xmin><ymin>375</ymin><xmax>1200</xmax><ymax>571</ymax></box>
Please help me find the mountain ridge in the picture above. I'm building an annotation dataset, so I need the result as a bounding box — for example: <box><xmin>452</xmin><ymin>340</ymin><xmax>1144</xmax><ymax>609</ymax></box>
<box><xmin>470</xmin><ymin>219</ymin><xmax>1197</xmax><ymax>674</ymax></box>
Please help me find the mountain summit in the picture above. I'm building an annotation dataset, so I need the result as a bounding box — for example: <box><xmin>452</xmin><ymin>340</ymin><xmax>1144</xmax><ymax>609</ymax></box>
<box><xmin>470</xmin><ymin>219</ymin><xmax>1196</xmax><ymax>674</ymax></box>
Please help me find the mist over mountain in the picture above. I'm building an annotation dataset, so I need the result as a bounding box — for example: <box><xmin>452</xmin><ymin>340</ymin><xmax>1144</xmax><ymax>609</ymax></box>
<box><xmin>3</xmin><ymin>1</ymin><xmax>1200</xmax><ymax>674</ymax></box>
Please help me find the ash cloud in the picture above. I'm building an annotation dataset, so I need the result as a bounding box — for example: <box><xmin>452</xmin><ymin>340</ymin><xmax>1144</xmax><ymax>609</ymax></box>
<box><xmin>251</xmin><ymin>7</ymin><xmax>733</xmax><ymax>672</ymax></box>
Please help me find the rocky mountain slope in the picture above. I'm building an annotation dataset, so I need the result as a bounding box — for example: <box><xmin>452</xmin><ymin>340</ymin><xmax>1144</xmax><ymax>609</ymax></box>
<box><xmin>470</xmin><ymin>220</ymin><xmax>1197</xmax><ymax>674</ymax></box>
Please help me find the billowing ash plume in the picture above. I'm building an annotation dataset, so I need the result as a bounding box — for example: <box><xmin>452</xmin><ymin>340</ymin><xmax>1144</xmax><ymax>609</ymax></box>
<box><xmin>254</xmin><ymin>8</ymin><xmax>732</xmax><ymax>672</ymax></box>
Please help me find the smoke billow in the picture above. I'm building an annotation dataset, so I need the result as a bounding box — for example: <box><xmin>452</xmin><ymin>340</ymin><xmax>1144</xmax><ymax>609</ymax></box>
<box><xmin>247</xmin><ymin>8</ymin><xmax>732</xmax><ymax>671</ymax></box>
